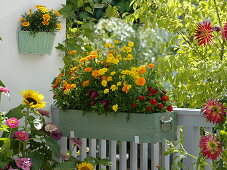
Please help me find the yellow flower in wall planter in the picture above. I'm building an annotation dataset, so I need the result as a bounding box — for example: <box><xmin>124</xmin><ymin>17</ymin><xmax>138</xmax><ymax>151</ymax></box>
<box><xmin>18</xmin><ymin>5</ymin><xmax>62</xmax><ymax>55</ymax></box>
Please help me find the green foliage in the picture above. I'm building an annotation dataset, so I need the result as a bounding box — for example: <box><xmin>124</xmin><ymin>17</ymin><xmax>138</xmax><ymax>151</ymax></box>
<box><xmin>125</xmin><ymin>0</ymin><xmax>227</xmax><ymax>108</ymax></box>
<box><xmin>20</xmin><ymin>6</ymin><xmax>61</xmax><ymax>34</ymax></box>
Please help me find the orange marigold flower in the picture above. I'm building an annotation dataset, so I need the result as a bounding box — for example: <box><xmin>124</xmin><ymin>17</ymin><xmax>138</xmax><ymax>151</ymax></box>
<box><xmin>20</xmin><ymin>18</ymin><xmax>25</xmax><ymax>22</ymax></box>
<box><xmin>92</xmin><ymin>70</ymin><xmax>100</xmax><ymax>78</ymax></box>
<box><xmin>52</xmin><ymin>78</ymin><xmax>61</xmax><ymax>89</ymax></box>
<box><xmin>84</xmin><ymin>67</ymin><xmax>92</xmax><ymax>72</ymax></box>
<box><xmin>138</xmin><ymin>66</ymin><xmax>146</xmax><ymax>75</ymax></box>
<box><xmin>80</xmin><ymin>58</ymin><xmax>87</xmax><ymax>62</ymax></box>
<box><xmin>147</xmin><ymin>63</ymin><xmax>155</xmax><ymax>68</ymax></box>
<box><xmin>68</xmin><ymin>50</ymin><xmax>77</xmax><ymax>55</ymax></box>
<box><xmin>135</xmin><ymin>77</ymin><xmax>146</xmax><ymax>86</ymax></box>
<box><xmin>90</xmin><ymin>51</ymin><xmax>98</xmax><ymax>55</ymax></box>
<box><xmin>83</xmin><ymin>80</ymin><xmax>90</xmax><ymax>87</ymax></box>
<box><xmin>122</xmin><ymin>84</ymin><xmax>131</xmax><ymax>93</ymax></box>
<box><xmin>21</xmin><ymin>22</ymin><xmax>30</xmax><ymax>27</ymax></box>
<box><xmin>101</xmin><ymin>75</ymin><xmax>108</xmax><ymax>80</ymax></box>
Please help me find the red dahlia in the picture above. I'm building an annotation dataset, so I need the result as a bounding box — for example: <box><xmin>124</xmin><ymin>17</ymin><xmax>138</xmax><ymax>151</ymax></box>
<box><xmin>157</xmin><ymin>103</ymin><xmax>164</xmax><ymax>108</ymax></box>
<box><xmin>138</xmin><ymin>96</ymin><xmax>145</xmax><ymax>100</ymax></box>
<box><xmin>150</xmin><ymin>98</ymin><xmax>157</xmax><ymax>105</ymax></box>
<box><xmin>161</xmin><ymin>95</ymin><xmax>169</xmax><ymax>101</ymax></box>
<box><xmin>147</xmin><ymin>87</ymin><xmax>159</xmax><ymax>95</ymax></box>
<box><xmin>222</xmin><ymin>22</ymin><xmax>227</xmax><ymax>40</ymax></box>
<box><xmin>202</xmin><ymin>99</ymin><xmax>226</xmax><ymax>124</ymax></box>
<box><xmin>146</xmin><ymin>106</ymin><xmax>152</xmax><ymax>111</ymax></box>
<box><xmin>199</xmin><ymin>135</ymin><xmax>222</xmax><ymax>160</ymax></box>
<box><xmin>132</xmin><ymin>103</ymin><xmax>137</xmax><ymax>108</ymax></box>
<box><xmin>194</xmin><ymin>21</ymin><xmax>213</xmax><ymax>45</ymax></box>
<box><xmin>167</xmin><ymin>105</ymin><xmax>173</xmax><ymax>112</ymax></box>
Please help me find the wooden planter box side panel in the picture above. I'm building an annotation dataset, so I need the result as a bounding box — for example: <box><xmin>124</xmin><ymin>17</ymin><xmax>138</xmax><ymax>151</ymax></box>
<box><xmin>18</xmin><ymin>31</ymin><xmax>55</xmax><ymax>55</ymax></box>
<box><xmin>57</xmin><ymin>109</ymin><xmax>177</xmax><ymax>143</ymax></box>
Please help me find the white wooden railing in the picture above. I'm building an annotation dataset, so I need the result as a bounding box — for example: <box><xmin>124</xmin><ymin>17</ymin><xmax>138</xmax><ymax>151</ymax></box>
<box><xmin>53</xmin><ymin>108</ymin><xmax>214</xmax><ymax>170</ymax></box>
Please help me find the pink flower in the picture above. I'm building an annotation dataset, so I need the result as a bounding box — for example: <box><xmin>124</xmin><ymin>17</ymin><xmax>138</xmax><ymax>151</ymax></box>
<box><xmin>14</xmin><ymin>131</ymin><xmax>29</xmax><ymax>141</ymax></box>
<box><xmin>61</xmin><ymin>154</ymin><xmax>70</xmax><ymax>161</ymax></box>
<box><xmin>50</xmin><ymin>130</ymin><xmax>62</xmax><ymax>140</ymax></box>
<box><xmin>0</xmin><ymin>86</ymin><xmax>9</xmax><ymax>93</ymax></box>
<box><xmin>6</xmin><ymin>117</ymin><xmax>19</xmax><ymax>128</ymax></box>
<box><xmin>222</xmin><ymin>22</ymin><xmax>227</xmax><ymax>40</ymax></box>
<box><xmin>44</xmin><ymin>123</ymin><xmax>57</xmax><ymax>132</ymax></box>
<box><xmin>70</xmin><ymin>138</ymin><xmax>82</xmax><ymax>147</ymax></box>
<box><xmin>194</xmin><ymin>21</ymin><xmax>213</xmax><ymax>45</ymax></box>
<box><xmin>202</xmin><ymin>99</ymin><xmax>226</xmax><ymax>124</ymax></box>
<box><xmin>199</xmin><ymin>135</ymin><xmax>222</xmax><ymax>160</ymax></box>
<box><xmin>16</xmin><ymin>158</ymin><xmax>32</xmax><ymax>170</ymax></box>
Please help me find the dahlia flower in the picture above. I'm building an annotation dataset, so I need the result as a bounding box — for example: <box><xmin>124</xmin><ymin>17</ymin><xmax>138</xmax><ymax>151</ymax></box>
<box><xmin>199</xmin><ymin>135</ymin><xmax>222</xmax><ymax>160</ymax></box>
<box><xmin>195</xmin><ymin>21</ymin><xmax>213</xmax><ymax>45</ymax></box>
<box><xmin>202</xmin><ymin>99</ymin><xmax>226</xmax><ymax>124</ymax></box>
<box><xmin>222</xmin><ymin>22</ymin><xmax>227</xmax><ymax>40</ymax></box>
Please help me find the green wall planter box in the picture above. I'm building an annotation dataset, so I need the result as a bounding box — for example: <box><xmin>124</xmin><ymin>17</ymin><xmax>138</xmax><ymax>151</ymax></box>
<box><xmin>18</xmin><ymin>30</ymin><xmax>55</xmax><ymax>55</ymax></box>
<box><xmin>52</xmin><ymin>107</ymin><xmax>177</xmax><ymax>143</ymax></box>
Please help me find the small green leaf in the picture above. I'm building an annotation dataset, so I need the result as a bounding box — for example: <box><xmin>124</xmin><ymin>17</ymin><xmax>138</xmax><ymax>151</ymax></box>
<box><xmin>55</xmin><ymin>161</ymin><xmax>75</xmax><ymax>170</ymax></box>
<box><xmin>6</xmin><ymin>105</ymin><xmax>25</xmax><ymax>119</ymax></box>
<box><xmin>85</xmin><ymin>7</ymin><xmax>93</xmax><ymax>14</ymax></box>
<box><xmin>28</xmin><ymin>151</ymin><xmax>43</xmax><ymax>170</ymax></box>
<box><xmin>44</xmin><ymin>136</ymin><xmax>60</xmax><ymax>158</ymax></box>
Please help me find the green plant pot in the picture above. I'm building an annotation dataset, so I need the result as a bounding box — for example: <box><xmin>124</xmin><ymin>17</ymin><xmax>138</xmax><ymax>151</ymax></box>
<box><xmin>53</xmin><ymin>108</ymin><xmax>177</xmax><ymax>143</ymax></box>
<box><xmin>18</xmin><ymin>30</ymin><xmax>55</xmax><ymax>55</ymax></box>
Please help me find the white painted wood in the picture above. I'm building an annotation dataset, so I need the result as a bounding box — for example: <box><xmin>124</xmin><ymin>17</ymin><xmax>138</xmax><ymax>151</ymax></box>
<box><xmin>59</xmin><ymin>136</ymin><xmax>67</xmax><ymax>154</ymax></box>
<box><xmin>152</xmin><ymin>143</ymin><xmax>160</xmax><ymax>169</ymax></box>
<box><xmin>69</xmin><ymin>131</ymin><xmax>77</xmax><ymax>157</ymax></box>
<box><xmin>99</xmin><ymin>140</ymin><xmax>106</xmax><ymax>170</ymax></box>
<box><xmin>89</xmin><ymin>139</ymin><xmax>96</xmax><ymax>157</ymax></box>
<box><xmin>140</xmin><ymin>143</ymin><xmax>148</xmax><ymax>170</ymax></box>
<box><xmin>80</xmin><ymin>138</ymin><xmax>87</xmax><ymax>160</ymax></box>
<box><xmin>110</xmin><ymin>140</ymin><xmax>117</xmax><ymax>170</ymax></box>
<box><xmin>119</xmin><ymin>141</ymin><xmax>127</xmax><ymax>170</ymax></box>
<box><xmin>163</xmin><ymin>142</ymin><xmax>170</xmax><ymax>170</ymax></box>
<box><xmin>130</xmin><ymin>142</ymin><xmax>138</xmax><ymax>170</ymax></box>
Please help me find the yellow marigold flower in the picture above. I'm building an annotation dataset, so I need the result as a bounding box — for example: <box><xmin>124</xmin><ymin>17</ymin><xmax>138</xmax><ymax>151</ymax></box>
<box><xmin>84</xmin><ymin>67</ymin><xmax>92</xmax><ymax>72</ymax></box>
<box><xmin>55</xmin><ymin>11</ymin><xmax>61</xmax><ymax>16</ymax></box>
<box><xmin>126</xmin><ymin>47</ymin><xmax>132</xmax><ymax>53</ymax></box>
<box><xmin>112</xmin><ymin>104</ymin><xmax>118</xmax><ymax>112</ymax></box>
<box><xmin>135</xmin><ymin>77</ymin><xmax>146</xmax><ymax>86</ymax></box>
<box><xmin>113</xmin><ymin>59</ymin><xmax>119</xmax><ymax>64</ymax></box>
<box><xmin>121</xmin><ymin>70</ymin><xmax>130</xmax><ymax>75</ymax></box>
<box><xmin>110</xmin><ymin>72</ymin><xmax>116</xmax><ymax>75</ymax></box>
<box><xmin>92</xmin><ymin>70</ymin><xmax>100</xmax><ymax>78</ymax></box>
<box><xmin>138</xmin><ymin>66</ymin><xmax>146</xmax><ymax>75</ymax></box>
<box><xmin>20</xmin><ymin>18</ymin><xmax>25</xmax><ymax>22</ymax></box>
<box><xmin>128</xmin><ymin>42</ymin><xmax>134</xmax><ymax>47</ymax></box>
<box><xmin>42</xmin><ymin>21</ymin><xmax>49</xmax><ymax>25</ymax></box>
<box><xmin>70</xmin><ymin>66</ymin><xmax>77</xmax><ymax>71</ymax></box>
<box><xmin>110</xmin><ymin>85</ymin><xmax>117</xmax><ymax>91</ymax></box>
<box><xmin>99</xmin><ymin>68</ymin><xmax>108</xmax><ymax>75</ymax></box>
<box><xmin>43</xmin><ymin>14</ymin><xmax>51</xmax><ymax>20</ymax></box>
<box><xmin>21</xmin><ymin>22</ymin><xmax>30</xmax><ymax>27</ymax></box>
<box><xmin>111</xmin><ymin>45</ymin><xmax>115</xmax><ymax>48</ymax></box>
<box><xmin>127</xmin><ymin>54</ymin><xmax>133</xmax><ymax>60</ymax></box>
<box><xmin>105</xmin><ymin>43</ymin><xmax>111</xmax><ymax>48</ymax></box>
<box><xmin>108</xmin><ymin>53</ymin><xmax>114</xmax><ymax>58</ymax></box>
<box><xmin>38</xmin><ymin>7</ymin><xmax>48</xmax><ymax>13</ymax></box>
<box><xmin>101</xmin><ymin>80</ymin><xmax>108</xmax><ymax>87</ymax></box>
<box><xmin>114</xmin><ymin>40</ymin><xmax>119</xmax><ymax>44</ymax></box>
<box><xmin>68</xmin><ymin>50</ymin><xmax>77</xmax><ymax>55</ymax></box>
<box><xmin>116</xmin><ymin>55</ymin><xmax>122</xmax><ymax>59</ymax></box>
<box><xmin>147</xmin><ymin>63</ymin><xmax>155</xmax><ymax>68</ymax></box>
<box><xmin>29</xmin><ymin>9</ymin><xmax>32</xmax><ymax>12</ymax></box>
<box><xmin>35</xmin><ymin>5</ymin><xmax>45</xmax><ymax>8</ymax></box>
<box><xmin>28</xmin><ymin>12</ymin><xmax>33</xmax><ymax>15</ymax></box>
<box><xmin>104</xmin><ymin>89</ymin><xmax>109</xmax><ymax>94</ymax></box>
<box><xmin>83</xmin><ymin>80</ymin><xmax>89</xmax><ymax>87</ymax></box>
<box><xmin>57</xmin><ymin>23</ymin><xmax>62</xmax><ymax>30</ymax></box>
<box><xmin>117</xmin><ymin>82</ymin><xmax>122</xmax><ymax>86</ymax></box>
<box><xmin>107</xmin><ymin>76</ymin><xmax>113</xmax><ymax>81</ymax></box>
<box><xmin>90</xmin><ymin>51</ymin><xmax>98</xmax><ymax>55</ymax></box>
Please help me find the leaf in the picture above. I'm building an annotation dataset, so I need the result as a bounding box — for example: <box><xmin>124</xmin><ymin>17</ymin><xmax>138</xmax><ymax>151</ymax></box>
<box><xmin>97</xmin><ymin>158</ymin><xmax>112</xmax><ymax>166</ymax></box>
<box><xmin>94</xmin><ymin>4</ymin><xmax>105</xmax><ymax>8</ymax></box>
<box><xmin>55</xmin><ymin>161</ymin><xmax>75</xmax><ymax>170</ymax></box>
<box><xmin>28</xmin><ymin>151</ymin><xmax>43</xmax><ymax>170</ymax></box>
<box><xmin>6</xmin><ymin>105</ymin><xmax>25</xmax><ymax>119</ymax></box>
<box><xmin>44</xmin><ymin>136</ymin><xmax>60</xmax><ymax>158</ymax></box>
<box><xmin>85</xmin><ymin>7</ymin><xmax>93</xmax><ymax>14</ymax></box>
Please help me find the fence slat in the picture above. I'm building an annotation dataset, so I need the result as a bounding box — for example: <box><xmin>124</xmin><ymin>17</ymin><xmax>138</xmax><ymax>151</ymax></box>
<box><xmin>69</xmin><ymin>131</ymin><xmax>77</xmax><ymax>157</ymax></box>
<box><xmin>110</xmin><ymin>140</ymin><xmax>117</xmax><ymax>170</ymax></box>
<box><xmin>140</xmin><ymin>143</ymin><xmax>148</xmax><ymax>170</ymax></box>
<box><xmin>162</xmin><ymin>142</ymin><xmax>170</xmax><ymax>170</ymax></box>
<box><xmin>99</xmin><ymin>140</ymin><xmax>107</xmax><ymax>170</ymax></box>
<box><xmin>152</xmin><ymin>143</ymin><xmax>160</xmax><ymax>169</ymax></box>
<box><xmin>80</xmin><ymin>138</ymin><xmax>87</xmax><ymax>160</ymax></box>
<box><xmin>59</xmin><ymin>136</ymin><xmax>68</xmax><ymax>155</ymax></box>
<box><xmin>89</xmin><ymin>139</ymin><xmax>96</xmax><ymax>157</ymax></box>
<box><xmin>130</xmin><ymin>142</ymin><xmax>138</xmax><ymax>170</ymax></box>
<box><xmin>119</xmin><ymin>141</ymin><xmax>127</xmax><ymax>170</ymax></box>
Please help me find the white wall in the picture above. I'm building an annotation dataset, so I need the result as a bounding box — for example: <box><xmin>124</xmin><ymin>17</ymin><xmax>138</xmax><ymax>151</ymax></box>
<box><xmin>0</xmin><ymin>0</ymin><xmax>66</xmax><ymax>114</ymax></box>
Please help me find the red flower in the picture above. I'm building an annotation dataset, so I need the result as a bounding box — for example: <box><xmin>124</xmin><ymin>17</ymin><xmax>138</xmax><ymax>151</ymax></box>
<box><xmin>131</xmin><ymin>103</ymin><xmax>137</xmax><ymax>108</ymax></box>
<box><xmin>138</xmin><ymin>96</ymin><xmax>145</xmax><ymax>100</ymax></box>
<box><xmin>147</xmin><ymin>87</ymin><xmax>159</xmax><ymax>95</ymax></box>
<box><xmin>146</xmin><ymin>106</ymin><xmax>152</xmax><ymax>111</ymax></box>
<box><xmin>202</xmin><ymin>99</ymin><xmax>226</xmax><ymax>124</ymax></box>
<box><xmin>157</xmin><ymin>103</ymin><xmax>164</xmax><ymax>108</ymax></box>
<box><xmin>194</xmin><ymin>21</ymin><xmax>213</xmax><ymax>45</ymax></box>
<box><xmin>149</xmin><ymin>98</ymin><xmax>157</xmax><ymax>105</ymax></box>
<box><xmin>167</xmin><ymin>105</ymin><xmax>173</xmax><ymax>112</ymax></box>
<box><xmin>161</xmin><ymin>95</ymin><xmax>169</xmax><ymax>101</ymax></box>
<box><xmin>199</xmin><ymin>135</ymin><xmax>222</xmax><ymax>160</ymax></box>
<box><xmin>222</xmin><ymin>22</ymin><xmax>227</xmax><ymax>40</ymax></box>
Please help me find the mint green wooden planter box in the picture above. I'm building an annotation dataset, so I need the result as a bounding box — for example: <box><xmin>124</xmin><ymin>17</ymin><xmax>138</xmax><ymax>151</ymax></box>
<box><xmin>53</xmin><ymin>108</ymin><xmax>177</xmax><ymax>143</ymax></box>
<box><xmin>18</xmin><ymin>30</ymin><xmax>55</xmax><ymax>55</ymax></box>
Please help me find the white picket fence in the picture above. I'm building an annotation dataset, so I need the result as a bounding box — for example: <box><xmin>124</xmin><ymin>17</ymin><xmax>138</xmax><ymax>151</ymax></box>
<box><xmin>54</xmin><ymin>108</ymin><xmax>214</xmax><ymax>170</ymax></box>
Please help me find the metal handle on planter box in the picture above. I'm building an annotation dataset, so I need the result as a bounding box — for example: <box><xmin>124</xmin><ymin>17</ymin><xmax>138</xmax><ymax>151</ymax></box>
<box><xmin>160</xmin><ymin>115</ymin><xmax>173</xmax><ymax>132</ymax></box>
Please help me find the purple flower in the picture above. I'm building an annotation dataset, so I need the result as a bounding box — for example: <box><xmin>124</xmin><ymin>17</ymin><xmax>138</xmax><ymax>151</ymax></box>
<box><xmin>101</xmin><ymin>100</ymin><xmax>109</xmax><ymax>108</ymax></box>
<box><xmin>44</xmin><ymin>123</ymin><xmax>57</xmax><ymax>132</ymax></box>
<box><xmin>38</xmin><ymin>109</ymin><xmax>50</xmax><ymax>117</ymax></box>
<box><xmin>61</xmin><ymin>154</ymin><xmax>70</xmax><ymax>161</ymax></box>
<box><xmin>16</xmin><ymin>158</ymin><xmax>32</xmax><ymax>170</ymax></box>
<box><xmin>70</xmin><ymin>138</ymin><xmax>82</xmax><ymax>147</ymax></box>
<box><xmin>50</xmin><ymin>130</ymin><xmax>62</xmax><ymax>140</ymax></box>
<box><xmin>90</xmin><ymin>91</ymin><xmax>98</xmax><ymax>100</ymax></box>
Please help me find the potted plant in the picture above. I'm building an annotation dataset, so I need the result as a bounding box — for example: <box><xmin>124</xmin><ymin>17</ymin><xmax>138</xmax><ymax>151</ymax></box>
<box><xmin>18</xmin><ymin>5</ymin><xmax>62</xmax><ymax>55</ymax></box>
<box><xmin>51</xmin><ymin>42</ymin><xmax>176</xmax><ymax>143</ymax></box>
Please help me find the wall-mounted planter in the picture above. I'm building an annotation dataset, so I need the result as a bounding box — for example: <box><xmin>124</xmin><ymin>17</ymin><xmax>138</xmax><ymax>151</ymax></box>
<box><xmin>52</xmin><ymin>107</ymin><xmax>177</xmax><ymax>143</ymax></box>
<box><xmin>18</xmin><ymin>30</ymin><xmax>55</xmax><ymax>55</ymax></box>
